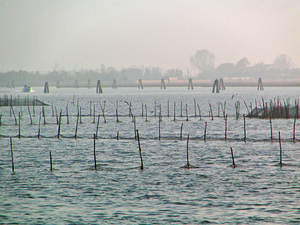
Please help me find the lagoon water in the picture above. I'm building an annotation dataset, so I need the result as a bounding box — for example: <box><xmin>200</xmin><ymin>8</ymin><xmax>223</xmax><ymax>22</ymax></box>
<box><xmin>0</xmin><ymin>86</ymin><xmax>299</xmax><ymax>224</ymax></box>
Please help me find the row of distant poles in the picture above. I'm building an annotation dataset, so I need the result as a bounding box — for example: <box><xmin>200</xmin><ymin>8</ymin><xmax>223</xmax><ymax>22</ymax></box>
<box><xmin>42</xmin><ymin>77</ymin><xmax>264</xmax><ymax>94</ymax></box>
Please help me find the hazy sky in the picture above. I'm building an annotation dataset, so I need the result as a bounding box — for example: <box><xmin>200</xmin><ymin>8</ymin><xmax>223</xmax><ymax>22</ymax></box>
<box><xmin>0</xmin><ymin>0</ymin><xmax>299</xmax><ymax>72</ymax></box>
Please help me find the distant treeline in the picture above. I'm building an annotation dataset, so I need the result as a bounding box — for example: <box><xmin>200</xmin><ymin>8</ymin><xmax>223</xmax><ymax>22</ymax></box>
<box><xmin>1</xmin><ymin>61</ymin><xmax>300</xmax><ymax>87</ymax></box>
<box><xmin>0</xmin><ymin>66</ymin><xmax>184</xmax><ymax>87</ymax></box>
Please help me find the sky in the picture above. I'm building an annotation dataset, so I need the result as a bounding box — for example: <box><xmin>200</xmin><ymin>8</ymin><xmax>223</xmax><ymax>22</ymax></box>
<box><xmin>0</xmin><ymin>0</ymin><xmax>299</xmax><ymax>73</ymax></box>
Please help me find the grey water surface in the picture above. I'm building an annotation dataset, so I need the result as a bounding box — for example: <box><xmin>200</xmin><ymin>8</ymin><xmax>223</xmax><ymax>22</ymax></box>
<box><xmin>0</xmin><ymin>87</ymin><xmax>299</xmax><ymax>224</ymax></box>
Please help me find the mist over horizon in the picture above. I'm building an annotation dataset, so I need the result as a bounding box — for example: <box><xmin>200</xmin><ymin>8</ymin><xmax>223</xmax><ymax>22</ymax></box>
<box><xmin>0</xmin><ymin>1</ymin><xmax>299</xmax><ymax>73</ymax></box>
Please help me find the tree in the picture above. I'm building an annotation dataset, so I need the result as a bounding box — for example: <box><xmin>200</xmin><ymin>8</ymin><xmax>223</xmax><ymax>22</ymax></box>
<box><xmin>190</xmin><ymin>49</ymin><xmax>216</xmax><ymax>73</ymax></box>
<box><xmin>273</xmin><ymin>54</ymin><xmax>293</xmax><ymax>70</ymax></box>
<box><xmin>236</xmin><ymin>57</ymin><xmax>250</xmax><ymax>68</ymax></box>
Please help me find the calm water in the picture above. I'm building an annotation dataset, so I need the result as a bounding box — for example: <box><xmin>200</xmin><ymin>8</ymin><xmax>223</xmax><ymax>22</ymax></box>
<box><xmin>0</xmin><ymin>86</ymin><xmax>299</xmax><ymax>224</ymax></box>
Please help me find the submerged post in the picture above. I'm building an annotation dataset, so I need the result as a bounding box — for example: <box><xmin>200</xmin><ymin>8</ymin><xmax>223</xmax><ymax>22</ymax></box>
<box><xmin>138</xmin><ymin>79</ymin><xmax>143</xmax><ymax>89</ymax></box>
<box><xmin>212</xmin><ymin>79</ymin><xmax>220</xmax><ymax>93</ymax></box>
<box><xmin>279</xmin><ymin>131</ymin><xmax>282</xmax><ymax>167</ymax></box>
<box><xmin>230</xmin><ymin>147</ymin><xmax>236</xmax><ymax>168</ymax></box>
<box><xmin>44</xmin><ymin>82</ymin><xmax>49</xmax><ymax>93</ymax></box>
<box><xmin>10</xmin><ymin>137</ymin><xmax>14</xmax><ymax>172</ymax></box>
<box><xmin>136</xmin><ymin>130</ymin><xmax>144</xmax><ymax>170</ymax></box>
<box><xmin>49</xmin><ymin>151</ymin><xmax>53</xmax><ymax>171</ymax></box>
<box><xmin>186</xmin><ymin>135</ymin><xmax>190</xmax><ymax>169</ymax></box>
<box><xmin>161</xmin><ymin>79</ymin><xmax>166</xmax><ymax>89</ymax></box>
<box><xmin>243</xmin><ymin>114</ymin><xmax>247</xmax><ymax>142</ymax></box>
<box><xmin>93</xmin><ymin>134</ymin><xmax>97</xmax><ymax>169</ymax></box>
<box><xmin>257</xmin><ymin>78</ymin><xmax>264</xmax><ymax>91</ymax></box>
<box><xmin>96</xmin><ymin>80</ymin><xmax>103</xmax><ymax>93</ymax></box>
<box><xmin>188</xmin><ymin>78</ymin><xmax>193</xmax><ymax>90</ymax></box>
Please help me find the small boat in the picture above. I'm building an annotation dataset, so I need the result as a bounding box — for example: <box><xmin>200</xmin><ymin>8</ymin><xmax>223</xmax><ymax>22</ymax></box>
<box><xmin>22</xmin><ymin>84</ymin><xmax>33</xmax><ymax>92</ymax></box>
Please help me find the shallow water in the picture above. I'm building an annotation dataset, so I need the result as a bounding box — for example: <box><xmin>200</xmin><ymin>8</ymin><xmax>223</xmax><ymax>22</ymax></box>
<box><xmin>0</xmin><ymin>87</ymin><xmax>299</xmax><ymax>224</ymax></box>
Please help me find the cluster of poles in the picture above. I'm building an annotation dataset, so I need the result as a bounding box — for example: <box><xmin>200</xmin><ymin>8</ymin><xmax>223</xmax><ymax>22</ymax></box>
<box><xmin>7</xmin><ymin>128</ymin><xmax>289</xmax><ymax>173</ymax></box>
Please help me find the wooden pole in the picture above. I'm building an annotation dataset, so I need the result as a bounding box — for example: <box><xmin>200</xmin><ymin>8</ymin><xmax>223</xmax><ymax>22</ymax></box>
<box><xmin>57</xmin><ymin>111</ymin><xmax>62</xmax><ymax>139</ymax></box>
<box><xmin>142</xmin><ymin>103</ymin><xmax>144</xmax><ymax>117</ymax></box>
<box><xmin>93</xmin><ymin>134</ymin><xmax>97</xmax><ymax>169</ymax></box>
<box><xmin>75</xmin><ymin>113</ymin><xmax>79</xmax><ymax>139</ymax></box>
<box><xmin>194</xmin><ymin>99</ymin><xmax>197</xmax><ymax>117</ymax></box>
<box><xmin>181</xmin><ymin>101</ymin><xmax>183</xmax><ymax>117</ymax></box>
<box><xmin>38</xmin><ymin>112</ymin><xmax>41</xmax><ymax>138</ymax></box>
<box><xmin>66</xmin><ymin>105</ymin><xmax>69</xmax><ymax>124</ymax></box>
<box><xmin>225</xmin><ymin>114</ymin><xmax>228</xmax><ymax>141</ymax></box>
<box><xmin>186</xmin><ymin>134</ymin><xmax>190</xmax><ymax>169</ymax></box>
<box><xmin>209</xmin><ymin>103</ymin><xmax>214</xmax><ymax>120</ymax></box>
<box><xmin>43</xmin><ymin>106</ymin><xmax>46</xmax><ymax>125</ymax></box>
<box><xmin>136</xmin><ymin>129</ymin><xmax>144</xmax><ymax>170</ymax></box>
<box><xmin>18</xmin><ymin>112</ymin><xmax>21</xmax><ymax>138</ymax></box>
<box><xmin>10</xmin><ymin>137</ymin><xmax>14</xmax><ymax>172</ymax></box>
<box><xmin>186</xmin><ymin>104</ymin><xmax>189</xmax><ymax>121</ymax></box>
<box><xmin>145</xmin><ymin>104</ymin><xmax>148</xmax><ymax>122</ymax></box>
<box><xmin>11</xmin><ymin>106</ymin><xmax>17</xmax><ymax>125</ymax></box>
<box><xmin>180</xmin><ymin>123</ymin><xmax>183</xmax><ymax>141</ymax></box>
<box><xmin>154</xmin><ymin>100</ymin><xmax>156</xmax><ymax>117</ymax></box>
<box><xmin>230</xmin><ymin>147</ymin><xmax>236</xmax><ymax>168</ymax></box>
<box><xmin>134</xmin><ymin>116</ymin><xmax>137</xmax><ymax>140</ymax></box>
<box><xmin>93</xmin><ymin>105</ymin><xmax>95</xmax><ymax>124</ymax></box>
<box><xmin>243</xmin><ymin>114</ymin><xmax>246</xmax><ymax>142</ymax></box>
<box><xmin>293</xmin><ymin>115</ymin><xmax>296</xmax><ymax>143</ymax></box>
<box><xmin>158</xmin><ymin>117</ymin><xmax>161</xmax><ymax>141</ymax></box>
<box><xmin>80</xmin><ymin>107</ymin><xmax>82</xmax><ymax>124</ymax></box>
<box><xmin>173</xmin><ymin>102</ymin><xmax>176</xmax><ymax>121</ymax></box>
<box><xmin>49</xmin><ymin>151</ymin><xmax>53</xmax><ymax>171</ymax></box>
<box><xmin>197</xmin><ymin>104</ymin><xmax>201</xmax><ymax>121</ymax></box>
<box><xmin>204</xmin><ymin>122</ymin><xmax>207</xmax><ymax>142</ymax></box>
<box><xmin>279</xmin><ymin>131</ymin><xmax>282</xmax><ymax>167</ymax></box>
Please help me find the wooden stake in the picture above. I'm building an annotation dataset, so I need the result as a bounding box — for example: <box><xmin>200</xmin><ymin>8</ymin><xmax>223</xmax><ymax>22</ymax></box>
<box><xmin>158</xmin><ymin>117</ymin><xmax>161</xmax><ymax>141</ymax></box>
<box><xmin>57</xmin><ymin>111</ymin><xmax>62</xmax><ymax>139</ymax></box>
<box><xmin>18</xmin><ymin>112</ymin><xmax>21</xmax><ymax>138</ymax></box>
<box><xmin>230</xmin><ymin>147</ymin><xmax>236</xmax><ymax>168</ymax></box>
<box><xmin>209</xmin><ymin>103</ymin><xmax>214</xmax><ymax>120</ymax></box>
<box><xmin>181</xmin><ymin>101</ymin><xmax>183</xmax><ymax>117</ymax></box>
<box><xmin>186</xmin><ymin>134</ymin><xmax>190</xmax><ymax>169</ymax></box>
<box><xmin>145</xmin><ymin>104</ymin><xmax>148</xmax><ymax>122</ymax></box>
<box><xmin>49</xmin><ymin>151</ymin><xmax>53</xmax><ymax>171</ymax></box>
<box><xmin>93</xmin><ymin>105</ymin><xmax>95</xmax><ymax>124</ymax></box>
<box><xmin>75</xmin><ymin>113</ymin><xmax>79</xmax><ymax>139</ymax></box>
<box><xmin>197</xmin><ymin>104</ymin><xmax>201</xmax><ymax>121</ymax></box>
<box><xmin>10</xmin><ymin>137</ymin><xmax>14</xmax><ymax>172</ymax></box>
<box><xmin>186</xmin><ymin>104</ymin><xmax>189</xmax><ymax>121</ymax></box>
<box><xmin>293</xmin><ymin>115</ymin><xmax>296</xmax><ymax>143</ymax></box>
<box><xmin>270</xmin><ymin>115</ymin><xmax>273</xmax><ymax>142</ymax></box>
<box><xmin>180</xmin><ymin>123</ymin><xmax>183</xmax><ymax>141</ymax></box>
<box><xmin>225</xmin><ymin>114</ymin><xmax>228</xmax><ymax>141</ymax></box>
<box><xmin>38</xmin><ymin>112</ymin><xmax>41</xmax><ymax>138</ymax></box>
<box><xmin>243</xmin><ymin>114</ymin><xmax>246</xmax><ymax>142</ymax></box>
<box><xmin>134</xmin><ymin>116</ymin><xmax>137</xmax><ymax>140</ymax></box>
<box><xmin>279</xmin><ymin>131</ymin><xmax>282</xmax><ymax>167</ymax></box>
<box><xmin>66</xmin><ymin>105</ymin><xmax>69</xmax><ymax>124</ymax></box>
<box><xmin>194</xmin><ymin>99</ymin><xmax>197</xmax><ymax>117</ymax></box>
<box><xmin>204</xmin><ymin>122</ymin><xmax>207</xmax><ymax>142</ymax></box>
<box><xmin>136</xmin><ymin>129</ymin><xmax>144</xmax><ymax>170</ymax></box>
<box><xmin>93</xmin><ymin>134</ymin><xmax>97</xmax><ymax>169</ymax></box>
<box><xmin>173</xmin><ymin>102</ymin><xmax>176</xmax><ymax>121</ymax></box>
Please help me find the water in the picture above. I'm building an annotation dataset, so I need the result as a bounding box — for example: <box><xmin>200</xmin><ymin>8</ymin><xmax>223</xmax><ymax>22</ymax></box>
<box><xmin>0</xmin><ymin>87</ymin><xmax>299</xmax><ymax>224</ymax></box>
